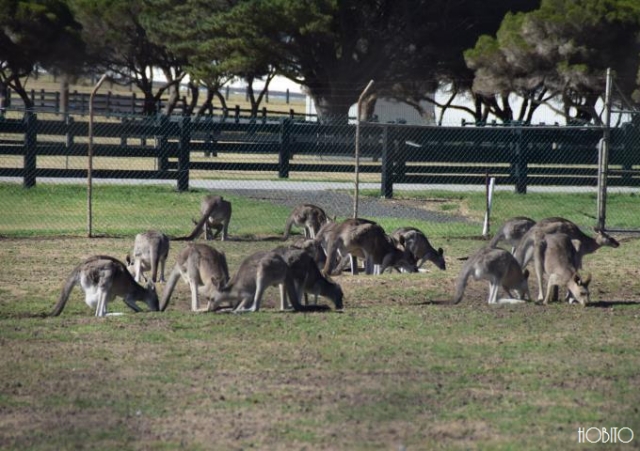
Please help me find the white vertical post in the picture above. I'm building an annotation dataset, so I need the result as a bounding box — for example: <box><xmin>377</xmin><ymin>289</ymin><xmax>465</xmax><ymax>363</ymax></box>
<box><xmin>596</xmin><ymin>68</ymin><xmax>613</xmax><ymax>231</ymax></box>
<box><xmin>482</xmin><ymin>177</ymin><xmax>496</xmax><ymax>237</ymax></box>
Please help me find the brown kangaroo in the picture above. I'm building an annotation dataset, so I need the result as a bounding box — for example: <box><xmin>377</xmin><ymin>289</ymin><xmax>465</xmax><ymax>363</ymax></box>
<box><xmin>177</xmin><ymin>195</ymin><xmax>232</xmax><ymax>241</ymax></box>
<box><xmin>126</xmin><ymin>230</ymin><xmax>170</xmax><ymax>283</ymax></box>
<box><xmin>282</xmin><ymin>203</ymin><xmax>331</xmax><ymax>240</ymax></box>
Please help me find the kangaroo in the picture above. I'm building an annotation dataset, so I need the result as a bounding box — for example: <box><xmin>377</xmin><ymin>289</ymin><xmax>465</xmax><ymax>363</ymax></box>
<box><xmin>126</xmin><ymin>230</ymin><xmax>170</xmax><ymax>283</ymax></box>
<box><xmin>209</xmin><ymin>250</ymin><xmax>301</xmax><ymax>313</ymax></box>
<box><xmin>160</xmin><ymin>243</ymin><xmax>230</xmax><ymax>312</ymax></box>
<box><xmin>390</xmin><ymin>227</ymin><xmax>446</xmax><ymax>271</ymax></box>
<box><xmin>532</xmin><ymin>231</ymin><xmax>591</xmax><ymax>305</ymax></box>
<box><xmin>273</xmin><ymin>246</ymin><xmax>343</xmax><ymax>309</ymax></box>
<box><xmin>453</xmin><ymin>247</ymin><xmax>530</xmax><ymax>305</ymax></box>
<box><xmin>514</xmin><ymin>217</ymin><xmax>619</xmax><ymax>269</ymax></box>
<box><xmin>282</xmin><ymin>203</ymin><xmax>330</xmax><ymax>240</ymax></box>
<box><xmin>322</xmin><ymin>219</ymin><xmax>418</xmax><ymax>276</ymax></box>
<box><xmin>177</xmin><ymin>195</ymin><xmax>232</xmax><ymax>241</ymax></box>
<box><xmin>488</xmin><ymin>216</ymin><xmax>536</xmax><ymax>253</ymax></box>
<box><xmin>51</xmin><ymin>255</ymin><xmax>159</xmax><ymax>317</ymax></box>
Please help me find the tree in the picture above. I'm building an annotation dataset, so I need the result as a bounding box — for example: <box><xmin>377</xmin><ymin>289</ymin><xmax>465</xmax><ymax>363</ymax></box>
<box><xmin>466</xmin><ymin>0</ymin><xmax>640</xmax><ymax>125</ymax></box>
<box><xmin>0</xmin><ymin>0</ymin><xmax>84</xmax><ymax>110</ymax></box>
<box><xmin>69</xmin><ymin>0</ymin><xmax>187</xmax><ymax>115</ymax></box>
<box><xmin>212</xmin><ymin>0</ymin><xmax>540</xmax><ymax>122</ymax></box>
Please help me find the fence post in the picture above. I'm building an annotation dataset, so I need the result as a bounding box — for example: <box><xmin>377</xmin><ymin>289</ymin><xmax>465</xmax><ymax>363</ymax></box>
<box><xmin>157</xmin><ymin>115</ymin><xmax>169</xmax><ymax>171</ymax></box>
<box><xmin>512</xmin><ymin>127</ymin><xmax>527</xmax><ymax>194</ymax></box>
<box><xmin>279</xmin><ymin>118</ymin><xmax>291</xmax><ymax>178</ymax></box>
<box><xmin>380</xmin><ymin>125</ymin><xmax>394</xmax><ymax>198</ymax></box>
<box><xmin>177</xmin><ymin>116</ymin><xmax>191</xmax><ymax>192</ymax></box>
<box><xmin>23</xmin><ymin>112</ymin><xmax>37</xmax><ymax>188</ymax></box>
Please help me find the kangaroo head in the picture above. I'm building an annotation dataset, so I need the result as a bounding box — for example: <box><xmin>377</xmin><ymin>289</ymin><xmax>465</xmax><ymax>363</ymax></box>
<box><xmin>568</xmin><ymin>272</ymin><xmax>591</xmax><ymax>306</ymax></box>
<box><xmin>434</xmin><ymin>247</ymin><xmax>446</xmax><ymax>270</ymax></box>
<box><xmin>513</xmin><ymin>268</ymin><xmax>530</xmax><ymax>301</ymax></box>
<box><xmin>593</xmin><ymin>228</ymin><xmax>620</xmax><ymax>248</ymax></box>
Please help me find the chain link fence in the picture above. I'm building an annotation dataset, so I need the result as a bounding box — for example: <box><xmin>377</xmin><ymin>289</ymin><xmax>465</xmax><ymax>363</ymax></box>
<box><xmin>1</xmin><ymin>106</ymin><xmax>639</xmax><ymax>239</ymax></box>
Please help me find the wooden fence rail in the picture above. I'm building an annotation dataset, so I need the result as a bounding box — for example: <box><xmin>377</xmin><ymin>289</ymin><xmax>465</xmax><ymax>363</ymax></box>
<box><xmin>1</xmin><ymin>113</ymin><xmax>638</xmax><ymax>197</ymax></box>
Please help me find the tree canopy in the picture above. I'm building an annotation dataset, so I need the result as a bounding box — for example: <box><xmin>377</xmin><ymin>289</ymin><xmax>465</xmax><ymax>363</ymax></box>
<box><xmin>3</xmin><ymin>0</ymin><xmax>640</xmax><ymax>123</ymax></box>
<box><xmin>0</xmin><ymin>0</ymin><xmax>84</xmax><ymax>108</ymax></box>
<box><xmin>465</xmin><ymin>0</ymin><xmax>640</xmax><ymax>124</ymax></box>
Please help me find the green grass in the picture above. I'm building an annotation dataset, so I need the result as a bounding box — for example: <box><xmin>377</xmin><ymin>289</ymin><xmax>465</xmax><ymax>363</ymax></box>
<box><xmin>2</xmin><ymin>182</ymin><xmax>638</xmax><ymax>238</ymax></box>
<box><xmin>0</xmin><ymin>183</ymin><xmax>639</xmax><ymax>450</ymax></box>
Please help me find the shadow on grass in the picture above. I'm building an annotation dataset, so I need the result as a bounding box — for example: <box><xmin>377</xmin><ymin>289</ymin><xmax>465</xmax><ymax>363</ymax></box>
<box><xmin>587</xmin><ymin>300</ymin><xmax>640</xmax><ymax>308</ymax></box>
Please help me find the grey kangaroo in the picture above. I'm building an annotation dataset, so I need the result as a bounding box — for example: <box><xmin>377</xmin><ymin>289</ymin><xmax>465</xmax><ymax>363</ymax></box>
<box><xmin>177</xmin><ymin>195</ymin><xmax>232</xmax><ymax>241</ymax></box>
<box><xmin>453</xmin><ymin>247</ymin><xmax>530</xmax><ymax>305</ymax></box>
<box><xmin>532</xmin><ymin>231</ymin><xmax>591</xmax><ymax>305</ymax></box>
<box><xmin>282</xmin><ymin>203</ymin><xmax>330</xmax><ymax>240</ymax></box>
<box><xmin>489</xmin><ymin>217</ymin><xmax>536</xmax><ymax>253</ymax></box>
<box><xmin>160</xmin><ymin>243</ymin><xmax>230</xmax><ymax>312</ymax></box>
<box><xmin>514</xmin><ymin>217</ymin><xmax>619</xmax><ymax>269</ymax></box>
<box><xmin>321</xmin><ymin>219</ymin><xmax>417</xmax><ymax>276</ymax></box>
<box><xmin>390</xmin><ymin>226</ymin><xmax>446</xmax><ymax>271</ymax></box>
<box><xmin>52</xmin><ymin>255</ymin><xmax>159</xmax><ymax>317</ymax></box>
<box><xmin>126</xmin><ymin>230</ymin><xmax>170</xmax><ymax>283</ymax></box>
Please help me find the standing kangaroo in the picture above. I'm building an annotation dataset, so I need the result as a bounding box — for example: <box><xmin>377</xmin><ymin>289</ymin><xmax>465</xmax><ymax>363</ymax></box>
<box><xmin>177</xmin><ymin>195</ymin><xmax>232</xmax><ymax>241</ymax></box>
<box><xmin>282</xmin><ymin>203</ymin><xmax>330</xmax><ymax>240</ymax></box>
<box><xmin>160</xmin><ymin>243</ymin><xmax>230</xmax><ymax>312</ymax></box>
<box><xmin>489</xmin><ymin>216</ymin><xmax>536</xmax><ymax>253</ymax></box>
<box><xmin>514</xmin><ymin>217</ymin><xmax>619</xmax><ymax>269</ymax></box>
<box><xmin>322</xmin><ymin>220</ymin><xmax>418</xmax><ymax>276</ymax></box>
<box><xmin>390</xmin><ymin>227</ymin><xmax>446</xmax><ymax>271</ymax></box>
<box><xmin>532</xmin><ymin>231</ymin><xmax>591</xmax><ymax>305</ymax></box>
<box><xmin>52</xmin><ymin>255</ymin><xmax>159</xmax><ymax>317</ymax></box>
<box><xmin>210</xmin><ymin>250</ymin><xmax>301</xmax><ymax>313</ymax></box>
<box><xmin>126</xmin><ymin>230</ymin><xmax>170</xmax><ymax>283</ymax></box>
<box><xmin>453</xmin><ymin>247</ymin><xmax>530</xmax><ymax>305</ymax></box>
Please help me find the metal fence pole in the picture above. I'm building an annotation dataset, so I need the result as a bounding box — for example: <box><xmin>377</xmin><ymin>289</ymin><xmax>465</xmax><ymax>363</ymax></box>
<box><xmin>596</xmin><ymin>68</ymin><xmax>613</xmax><ymax>231</ymax></box>
<box><xmin>354</xmin><ymin>80</ymin><xmax>374</xmax><ymax>219</ymax></box>
<box><xmin>88</xmin><ymin>73</ymin><xmax>108</xmax><ymax>238</ymax></box>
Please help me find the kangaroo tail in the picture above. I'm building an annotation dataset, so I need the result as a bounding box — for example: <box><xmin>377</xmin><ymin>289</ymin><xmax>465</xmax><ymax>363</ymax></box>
<box><xmin>51</xmin><ymin>266</ymin><xmax>80</xmax><ymax>316</ymax></box>
<box><xmin>452</xmin><ymin>261</ymin><xmax>473</xmax><ymax>304</ymax></box>
<box><xmin>488</xmin><ymin>229</ymin><xmax>505</xmax><ymax>248</ymax></box>
<box><xmin>159</xmin><ymin>266</ymin><xmax>181</xmax><ymax>312</ymax></box>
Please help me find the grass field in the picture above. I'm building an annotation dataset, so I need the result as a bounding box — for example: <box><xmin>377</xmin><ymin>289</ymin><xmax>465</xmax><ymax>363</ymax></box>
<box><xmin>1</xmin><ymin>185</ymin><xmax>639</xmax><ymax>450</ymax></box>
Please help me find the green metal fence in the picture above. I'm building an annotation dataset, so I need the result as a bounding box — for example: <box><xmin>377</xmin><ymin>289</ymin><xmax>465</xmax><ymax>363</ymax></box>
<box><xmin>1</xmin><ymin>108</ymin><xmax>639</xmax><ymax>238</ymax></box>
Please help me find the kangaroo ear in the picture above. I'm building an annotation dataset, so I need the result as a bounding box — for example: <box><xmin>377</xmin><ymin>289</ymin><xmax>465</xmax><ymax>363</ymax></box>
<box><xmin>125</xmin><ymin>254</ymin><xmax>132</xmax><ymax>265</ymax></box>
<box><xmin>581</xmin><ymin>273</ymin><xmax>592</xmax><ymax>286</ymax></box>
<box><xmin>523</xmin><ymin>269</ymin><xmax>530</xmax><ymax>279</ymax></box>
<box><xmin>438</xmin><ymin>247</ymin><xmax>444</xmax><ymax>256</ymax></box>
<box><xmin>593</xmin><ymin>226</ymin><xmax>601</xmax><ymax>233</ymax></box>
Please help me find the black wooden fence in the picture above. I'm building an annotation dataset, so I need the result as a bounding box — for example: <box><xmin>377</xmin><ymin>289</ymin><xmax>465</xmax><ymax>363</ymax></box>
<box><xmin>1</xmin><ymin>112</ymin><xmax>638</xmax><ymax>197</ymax></box>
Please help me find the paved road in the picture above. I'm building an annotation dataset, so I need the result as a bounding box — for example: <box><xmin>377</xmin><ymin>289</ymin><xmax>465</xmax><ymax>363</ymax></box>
<box><xmin>2</xmin><ymin>176</ymin><xmax>633</xmax><ymax>193</ymax></box>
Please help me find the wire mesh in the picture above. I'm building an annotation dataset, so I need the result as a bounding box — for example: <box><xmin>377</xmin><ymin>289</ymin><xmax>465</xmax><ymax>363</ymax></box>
<box><xmin>1</xmin><ymin>107</ymin><xmax>639</xmax><ymax>238</ymax></box>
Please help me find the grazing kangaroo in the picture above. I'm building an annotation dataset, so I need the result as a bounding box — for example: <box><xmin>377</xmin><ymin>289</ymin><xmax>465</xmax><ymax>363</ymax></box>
<box><xmin>322</xmin><ymin>220</ymin><xmax>418</xmax><ymax>276</ymax></box>
<box><xmin>160</xmin><ymin>243</ymin><xmax>230</xmax><ymax>312</ymax></box>
<box><xmin>514</xmin><ymin>217</ymin><xmax>619</xmax><ymax>269</ymax></box>
<box><xmin>283</xmin><ymin>203</ymin><xmax>330</xmax><ymax>240</ymax></box>
<box><xmin>126</xmin><ymin>230</ymin><xmax>170</xmax><ymax>283</ymax></box>
<box><xmin>52</xmin><ymin>255</ymin><xmax>159</xmax><ymax>317</ymax></box>
<box><xmin>210</xmin><ymin>250</ymin><xmax>301</xmax><ymax>313</ymax></box>
<box><xmin>390</xmin><ymin>227</ymin><xmax>446</xmax><ymax>271</ymax></box>
<box><xmin>453</xmin><ymin>247</ymin><xmax>530</xmax><ymax>305</ymax></box>
<box><xmin>273</xmin><ymin>246</ymin><xmax>343</xmax><ymax>309</ymax></box>
<box><xmin>177</xmin><ymin>195</ymin><xmax>232</xmax><ymax>241</ymax></box>
<box><xmin>532</xmin><ymin>231</ymin><xmax>591</xmax><ymax>305</ymax></box>
<box><xmin>488</xmin><ymin>217</ymin><xmax>536</xmax><ymax>253</ymax></box>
